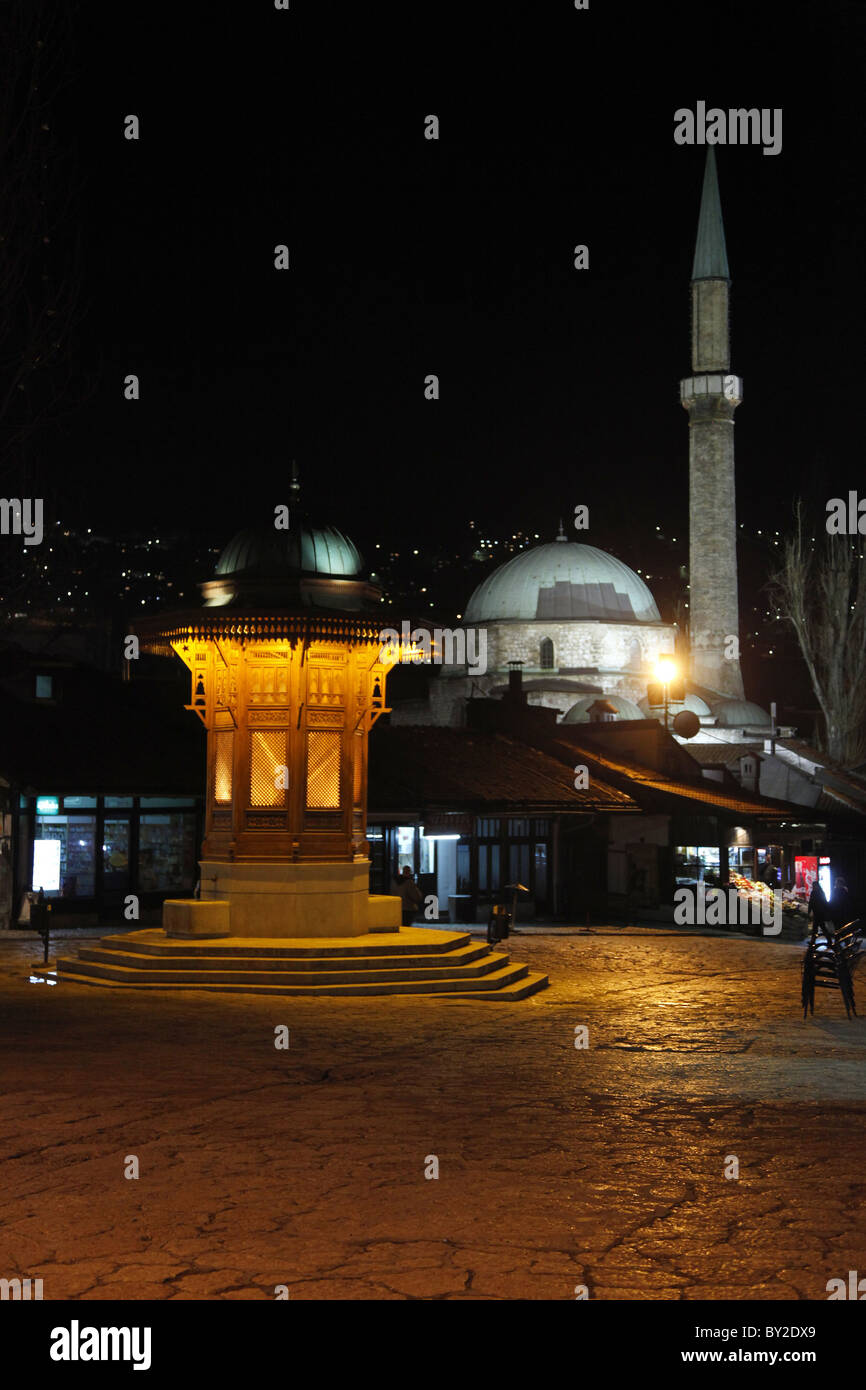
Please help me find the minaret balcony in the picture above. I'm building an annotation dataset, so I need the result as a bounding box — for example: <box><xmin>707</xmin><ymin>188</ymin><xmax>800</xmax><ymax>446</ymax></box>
<box><xmin>680</xmin><ymin>373</ymin><xmax>743</xmax><ymax>406</ymax></box>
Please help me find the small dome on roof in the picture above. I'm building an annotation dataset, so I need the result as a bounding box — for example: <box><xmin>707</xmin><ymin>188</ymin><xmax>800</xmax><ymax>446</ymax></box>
<box><xmin>562</xmin><ymin>693</ymin><xmax>646</xmax><ymax>723</ymax></box>
<box><xmin>713</xmin><ymin>698</ymin><xmax>772</xmax><ymax>728</ymax></box>
<box><xmin>639</xmin><ymin>690</ymin><xmax>712</xmax><ymax>718</ymax></box>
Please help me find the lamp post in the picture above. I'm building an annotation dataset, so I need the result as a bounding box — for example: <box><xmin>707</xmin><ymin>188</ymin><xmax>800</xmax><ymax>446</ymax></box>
<box><xmin>647</xmin><ymin>655</ymin><xmax>684</xmax><ymax>732</ymax></box>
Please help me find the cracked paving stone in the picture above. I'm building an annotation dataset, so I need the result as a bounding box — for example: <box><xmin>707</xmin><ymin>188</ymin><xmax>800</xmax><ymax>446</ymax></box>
<box><xmin>2</xmin><ymin>929</ymin><xmax>866</xmax><ymax>1299</ymax></box>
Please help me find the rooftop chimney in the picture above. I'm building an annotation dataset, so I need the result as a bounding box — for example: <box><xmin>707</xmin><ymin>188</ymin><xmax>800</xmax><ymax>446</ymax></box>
<box><xmin>587</xmin><ymin>698</ymin><xmax>618</xmax><ymax>723</ymax></box>
<box><xmin>507</xmin><ymin>659</ymin><xmax>526</xmax><ymax>704</ymax></box>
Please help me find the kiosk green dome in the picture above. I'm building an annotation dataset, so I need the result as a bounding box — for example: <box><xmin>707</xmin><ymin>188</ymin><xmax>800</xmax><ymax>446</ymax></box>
<box><xmin>214</xmin><ymin>522</ymin><xmax>364</xmax><ymax>582</ymax></box>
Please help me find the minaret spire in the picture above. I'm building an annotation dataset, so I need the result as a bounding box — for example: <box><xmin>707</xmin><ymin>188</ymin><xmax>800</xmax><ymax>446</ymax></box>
<box><xmin>691</xmin><ymin>147</ymin><xmax>730</xmax><ymax>281</ymax></box>
<box><xmin>681</xmin><ymin>151</ymin><xmax>744</xmax><ymax>699</ymax></box>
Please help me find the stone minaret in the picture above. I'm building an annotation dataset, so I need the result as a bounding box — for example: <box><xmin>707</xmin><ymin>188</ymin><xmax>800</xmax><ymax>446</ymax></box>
<box><xmin>680</xmin><ymin>149</ymin><xmax>744</xmax><ymax>699</ymax></box>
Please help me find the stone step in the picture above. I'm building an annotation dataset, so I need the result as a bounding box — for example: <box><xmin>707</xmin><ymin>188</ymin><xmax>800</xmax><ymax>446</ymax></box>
<box><xmin>53</xmin><ymin>958</ymin><xmax>544</xmax><ymax>998</ymax></box>
<box><xmin>75</xmin><ymin>939</ymin><xmax>493</xmax><ymax>974</ymax></box>
<box><xmin>97</xmin><ymin>928</ymin><xmax>472</xmax><ymax>959</ymax></box>
<box><xmin>438</xmin><ymin>970</ymin><xmax>549</xmax><ymax>1001</ymax></box>
<box><xmin>62</xmin><ymin>946</ymin><xmax>508</xmax><ymax>987</ymax></box>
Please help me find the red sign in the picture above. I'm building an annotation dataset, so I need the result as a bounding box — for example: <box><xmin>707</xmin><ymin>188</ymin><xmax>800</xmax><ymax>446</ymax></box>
<box><xmin>795</xmin><ymin>855</ymin><xmax>818</xmax><ymax>898</ymax></box>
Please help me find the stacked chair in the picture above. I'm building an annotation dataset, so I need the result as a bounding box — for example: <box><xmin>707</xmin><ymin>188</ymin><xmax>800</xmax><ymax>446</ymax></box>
<box><xmin>801</xmin><ymin>918</ymin><xmax>863</xmax><ymax>1019</ymax></box>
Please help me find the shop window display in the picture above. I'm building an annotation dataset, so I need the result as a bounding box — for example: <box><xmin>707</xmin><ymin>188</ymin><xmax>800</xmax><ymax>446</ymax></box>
<box><xmin>33</xmin><ymin>814</ymin><xmax>96</xmax><ymax>897</ymax></box>
<box><xmin>138</xmin><ymin>813</ymin><xmax>196</xmax><ymax>892</ymax></box>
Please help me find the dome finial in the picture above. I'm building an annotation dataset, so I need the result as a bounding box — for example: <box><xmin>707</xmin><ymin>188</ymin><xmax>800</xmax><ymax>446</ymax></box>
<box><xmin>555</xmin><ymin>518</ymin><xmax>567</xmax><ymax>543</ymax></box>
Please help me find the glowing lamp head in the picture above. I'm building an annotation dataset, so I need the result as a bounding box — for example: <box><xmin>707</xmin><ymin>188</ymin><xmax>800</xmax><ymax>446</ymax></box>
<box><xmin>655</xmin><ymin>656</ymin><xmax>678</xmax><ymax>683</ymax></box>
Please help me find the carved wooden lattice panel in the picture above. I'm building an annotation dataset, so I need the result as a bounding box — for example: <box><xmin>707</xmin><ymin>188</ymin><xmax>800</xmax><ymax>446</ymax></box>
<box><xmin>248</xmin><ymin>664</ymin><xmax>289</xmax><ymax>704</ymax></box>
<box><xmin>249</xmin><ymin>730</ymin><xmax>287</xmax><ymax>807</ymax></box>
<box><xmin>308</xmin><ymin>665</ymin><xmax>344</xmax><ymax>707</ymax></box>
<box><xmin>306</xmin><ymin>730</ymin><xmax>341</xmax><ymax>808</ymax></box>
<box><xmin>214</xmin><ymin>731</ymin><xmax>233</xmax><ymax>804</ymax></box>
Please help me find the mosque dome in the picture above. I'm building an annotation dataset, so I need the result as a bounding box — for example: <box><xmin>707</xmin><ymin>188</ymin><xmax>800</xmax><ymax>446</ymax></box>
<box><xmin>713</xmin><ymin>698</ymin><xmax>772</xmax><ymax>728</ymax></box>
<box><xmin>463</xmin><ymin>534</ymin><xmax>661</xmax><ymax>624</ymax></box>
<box><xmin>562</xmin><ymin>693</ymin><xmax>646</xmax><ymax>723</ymax></box>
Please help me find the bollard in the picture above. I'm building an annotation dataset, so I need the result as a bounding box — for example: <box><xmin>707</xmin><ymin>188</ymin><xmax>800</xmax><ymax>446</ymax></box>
<box><xmin>30</xmin><ymin>888</ymin><xmax>52</xmax><ymax>965</ymax></box>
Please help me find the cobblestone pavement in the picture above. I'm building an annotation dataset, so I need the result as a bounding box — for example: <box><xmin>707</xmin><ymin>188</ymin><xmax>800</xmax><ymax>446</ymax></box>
<box><xmin>2</xmin><ymin>927</ymin><xmax>865</xmax><ymax>1301</ymax></box>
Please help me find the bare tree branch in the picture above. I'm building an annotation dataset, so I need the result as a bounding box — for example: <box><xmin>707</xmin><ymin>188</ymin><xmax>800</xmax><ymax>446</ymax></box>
<box><xmin>768</xmin><ymin>498</ymin><xmax>866</xmax><ymax>766</ymax></box>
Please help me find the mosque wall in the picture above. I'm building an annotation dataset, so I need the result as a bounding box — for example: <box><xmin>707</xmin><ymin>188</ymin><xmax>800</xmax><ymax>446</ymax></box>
<box><xmin>480</xmin><ymin>619</ymin><xmax>677</xmax><ymax>675</ymax></box>
<box><xmin>389</xmin><ymin>616</ymin><xmax>679</xmax><ymax>727</ymax></box>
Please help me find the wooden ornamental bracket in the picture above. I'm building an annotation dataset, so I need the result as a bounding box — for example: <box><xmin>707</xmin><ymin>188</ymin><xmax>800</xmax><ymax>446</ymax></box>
<box><xmin>365</xmin><ymin>661</ymin><xmax>391</xmax><ymax>729</ymax></box>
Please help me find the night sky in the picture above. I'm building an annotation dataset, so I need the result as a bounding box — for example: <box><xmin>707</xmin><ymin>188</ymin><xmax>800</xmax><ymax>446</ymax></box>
<box><xmin>31</xmin><ymin>2</ymin><xmax>866</xmax><ymax>583</ymax></box>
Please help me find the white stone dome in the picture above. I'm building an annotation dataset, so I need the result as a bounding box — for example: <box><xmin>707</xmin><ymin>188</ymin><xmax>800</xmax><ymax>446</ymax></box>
<box><xmin>713</xmin><ymin>698</ymin><xmax>771</xmax><ymax>727</ymax></box>
<box><xmin>562</xmin><ymin>693</ymin><xmax>646</xmax><ymax>723</ymax></box>
<box><xmin>463</xmin><ymin>536</ymin><xmax>662</xmax><ymax>624</ymax></box>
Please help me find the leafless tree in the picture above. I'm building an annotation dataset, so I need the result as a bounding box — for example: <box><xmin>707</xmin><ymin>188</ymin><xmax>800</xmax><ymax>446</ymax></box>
<box><xmin>768</xmin><ymin>498</ymin><xmax>866</xmax><ymax>766</ymax></box>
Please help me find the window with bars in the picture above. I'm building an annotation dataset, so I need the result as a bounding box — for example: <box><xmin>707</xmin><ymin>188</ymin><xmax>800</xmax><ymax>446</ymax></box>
<box><xmin>213</xmin><ymin>731</ymin><xmax>233</xmax><ymax>804</ymax></box>
<box><xmin>306</xmin><ymin>730</ymin><xmax>341</xmax><ymax>808</ymax></box>
<box><xmin>539</xmin><ymin>637</ymin><xmax>554</xmax><ymax>669</ymax></box>
<box><xmin>249</xmin><ymin>730</ymin><xmax>287</xmax><ymax>807</ymax></box>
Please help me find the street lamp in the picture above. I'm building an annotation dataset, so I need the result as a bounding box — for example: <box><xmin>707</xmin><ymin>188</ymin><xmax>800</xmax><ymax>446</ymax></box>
<box><xmin>648</xmin><ymin>655</ymin><xmax>684</xmax><ymax>731</ymax></box>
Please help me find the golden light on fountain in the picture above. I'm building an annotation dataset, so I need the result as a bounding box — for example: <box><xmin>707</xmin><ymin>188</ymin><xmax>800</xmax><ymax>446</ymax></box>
<box><xmin>135</xmin><ymin>510</ymin><xmax>405</xmax><ymax>940</ymax></box>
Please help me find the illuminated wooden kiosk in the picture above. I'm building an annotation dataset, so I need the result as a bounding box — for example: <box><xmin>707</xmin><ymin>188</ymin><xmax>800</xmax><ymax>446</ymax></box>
<box><xmin>57</xmin><ymin>514</ymin><xmax>547</xmax><ymax>998</ymax></box>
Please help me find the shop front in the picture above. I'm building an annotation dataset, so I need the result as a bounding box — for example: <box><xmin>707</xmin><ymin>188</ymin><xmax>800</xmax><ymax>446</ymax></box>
<box><xmin>367</xmin><ymin>815</ymin><xmax>555</xmax><ymax>923</ymax></box>
<box><xmin>15</xmin><ymin>792</ymin><xmax>202</xmax><ymax>924</ymax></box>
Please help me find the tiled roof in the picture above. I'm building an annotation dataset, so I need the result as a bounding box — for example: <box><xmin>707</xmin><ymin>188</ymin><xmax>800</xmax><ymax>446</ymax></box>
<box><xmin>550</xmin><ymin>739</ymin><xmax>798</xmax><ymax>819</ymax></box>
<box><xmin>368</xmin><ymin>726</ymin><xmax>638</xmax><ymax>814</ymax></box>
<box><xmin>777</xmin><ymin>738</ymin><xmax>831</xmax><ymax>766</ymax></box>
<box><xmin>776</xmin><ymin>740</ymin><xmax>866</xmax><ymax>803</ymax></box>
<box><xmin>816</xmin><ymin>786</ymin><xmax>866</xmax><ymax>814</ymax></box>
<box><xmin>686</xmin><ymin>742</ymin><xmax>764</xmax><ymax>768</ymax></box>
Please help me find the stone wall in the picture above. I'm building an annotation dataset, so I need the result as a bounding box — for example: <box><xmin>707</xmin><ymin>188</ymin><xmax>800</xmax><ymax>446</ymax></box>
<box><xmin>466</xmin><ymin>618</ymin><xmax>677</xmax><ymax>677</ymax></box>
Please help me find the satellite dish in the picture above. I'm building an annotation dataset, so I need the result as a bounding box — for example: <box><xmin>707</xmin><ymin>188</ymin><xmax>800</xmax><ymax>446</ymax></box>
<box><xmin>673</xmin><ymin>709</ymin><xmax>700</xmax><ymax>738</ymax></box>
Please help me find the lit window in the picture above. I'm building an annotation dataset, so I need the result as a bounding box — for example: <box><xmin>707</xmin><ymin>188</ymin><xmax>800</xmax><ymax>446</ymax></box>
<box><xmin>250</xmin><ymin>730</ymin><xmax>287</xmax><ymax>807</ymax></box>
<box><xmin>306</xmin><ymin>731</ymin><xmax>341</xmax><ymax>809</ymax></box>
<box><xmin>214</xmin><ymin>732</ymin><xmax>233</xmax><ymax>804</ymax></box>
<box><xmin>35</xmin><ymin>675</ymin><xmax>53</xmax><ymax>699</ymax></box>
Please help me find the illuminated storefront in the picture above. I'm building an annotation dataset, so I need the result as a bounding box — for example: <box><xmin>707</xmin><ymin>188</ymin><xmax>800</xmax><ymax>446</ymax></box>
<box><xmin>367</xmin><ymin>815</ymin><xmax>556</xmax><ymax>921</ymax></box>
<box><xmin>17</xmin><ymin>792</ymin><xmax>201</xmax><ymax>918</ymax></box>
